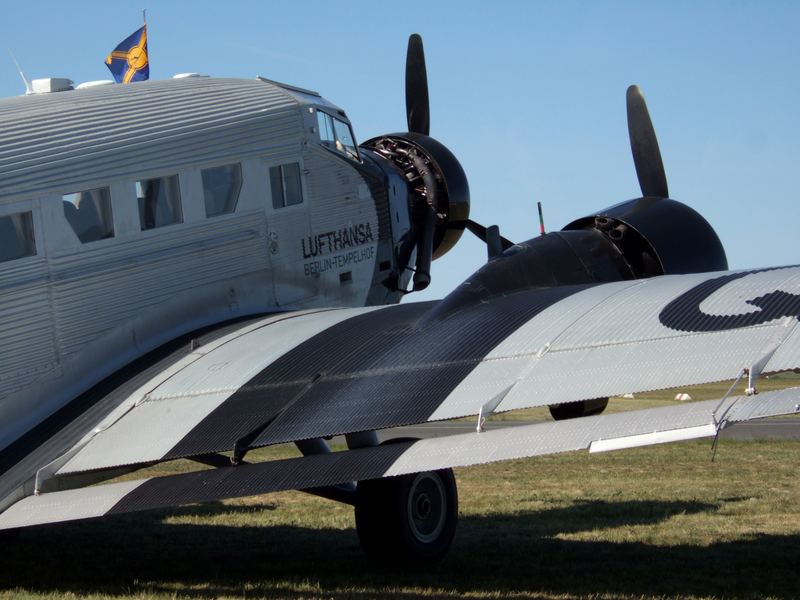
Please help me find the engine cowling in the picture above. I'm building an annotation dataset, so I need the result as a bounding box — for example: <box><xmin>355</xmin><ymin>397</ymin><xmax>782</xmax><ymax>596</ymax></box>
<box><xmin>361</xmin><ymin>132</ymin><xmax>470</xmax><ymax>291</ymax></box>
<box><xmin>563</xmin><ymin>196</ymin><xmax>728</xmax><ymax>277</ymax></box>
<box><xmin>425</xmin><ymin>195</ymin><xmax>729</xmax><ymax>419</ymax></box>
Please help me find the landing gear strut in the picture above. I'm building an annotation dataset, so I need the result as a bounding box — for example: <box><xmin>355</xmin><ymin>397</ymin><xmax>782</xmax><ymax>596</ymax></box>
<box><xmin>355</xmin><ymin>468</ymin><xmax>458</xmax><ymax>562</ymax></box>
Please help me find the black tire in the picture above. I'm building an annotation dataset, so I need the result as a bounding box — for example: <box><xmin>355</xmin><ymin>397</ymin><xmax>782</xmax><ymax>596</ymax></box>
<box><xmin>549</xmin><ymin>397</ymin><xmax>609</xmax><ymax>420</ymax></box>
<box><xmin>355</xmin><ymin>468</ymin><xmax>458</xmax><ymax>563</ymax></box>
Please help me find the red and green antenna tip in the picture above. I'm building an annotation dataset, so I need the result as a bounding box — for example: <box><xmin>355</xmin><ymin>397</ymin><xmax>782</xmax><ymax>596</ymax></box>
<box><xmin>537</xmin><ymin>201</ymin><xmax>545</xmax><ymax>236</ymax></box>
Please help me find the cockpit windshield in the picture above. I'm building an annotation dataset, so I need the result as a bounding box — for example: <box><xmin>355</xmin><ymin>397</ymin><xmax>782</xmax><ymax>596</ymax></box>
<box><xmin>316</xmin><ymin>110</ymin><xmax>359</xmax><ymax>161</ymax></box>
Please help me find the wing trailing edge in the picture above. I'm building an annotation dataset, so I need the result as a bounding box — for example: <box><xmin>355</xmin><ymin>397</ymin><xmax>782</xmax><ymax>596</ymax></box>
<box><xmin>2</xmin><ymin>386</ymin><xmax>797</xmax><ymax>531</ymax></box>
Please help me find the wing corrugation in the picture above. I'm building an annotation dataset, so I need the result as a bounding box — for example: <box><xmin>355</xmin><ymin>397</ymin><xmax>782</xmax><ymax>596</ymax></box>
<box><xmin>432</xmin><ymin>267</ymin><xmax>800</xmax><ymax>419</ymax></box>
<box><xmin>768</xmin><ymin>321</ymin><xmax>800</xmax><ymax>374</ymax></box>
<box><xmin>165</xmin><ymin>286</ymin><xmax>583</xmax><ymax>459</ymax></box>
<box><xmin>113</xmin><ymin>442</ymin><xmax>412</xmax><ymax>515</ymax></box>
<box><xmin>56</xmin><ymin>308</ymin><xmax>379</xmax><ymax>475</ymax></box>
<box><xmin>0</xmin><ymin>78</ymin><xmax>300</xmax><ymax>201</ymax></box>
<box><xmin>726</xmin><ymin>386</ymin><xmax>800</xmax><ymax>421</ymax></box>
<box><xmin>2</xmin><ymin>387</ymin><xmax>798</xmax><ymax>530</ymax></box>
<box><xmin>27</xmin><ymin>267</ymin><xmax>800</xmax><ymax>478</ymax></box>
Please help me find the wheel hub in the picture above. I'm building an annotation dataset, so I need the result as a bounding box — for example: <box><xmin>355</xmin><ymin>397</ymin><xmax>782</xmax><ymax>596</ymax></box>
<box><xmin>407</xmin><ymin>472</ymin><xmax>446</xmax><ymax>543</ymax></box>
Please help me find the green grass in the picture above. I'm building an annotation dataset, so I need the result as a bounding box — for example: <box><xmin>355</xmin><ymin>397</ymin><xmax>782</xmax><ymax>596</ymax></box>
<box><xmin>2</xmin><ymin>439</ymin><xmax>799</xmax><ymax>600</ymax></box>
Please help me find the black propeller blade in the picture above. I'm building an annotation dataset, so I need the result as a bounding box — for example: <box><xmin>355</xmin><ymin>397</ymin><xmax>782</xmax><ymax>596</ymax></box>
<box><xmin>405</xmin><ymin>33</ymin><xmax>430</xmax><ymax>136</ymax></box>
<box><xmin>626</xmin><ymin>85</ymin><xmax>669</xmax><ymax>198</ymax></box>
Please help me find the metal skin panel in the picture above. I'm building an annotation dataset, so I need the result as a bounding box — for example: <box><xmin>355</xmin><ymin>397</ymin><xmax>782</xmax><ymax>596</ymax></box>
<box><xmin>432</xmin><ymin>267</ymin><xmax>800</xmax><ymax>419</ymax></box>
<box><xmin>0</xmin><ymin>317</ymin><xmax>269</xmax><ymax>514</ymax></box>
<box><xmin>40</xmin><ymin>266</ymin><xmax>800</xmax><ymax>477</ymax></box>
<box><xmin>167</xmin><ymin>286</ymin><xmax>581</xmax><ymax>459</ymax></box>
<box><xmin>426</xmin><ymin>279</ymin><xmax>644</xmax><ymax>421</ymax></box>
<box><xmin>769</xmin><ymin>322</ymin><xmax>800</xmax><ymax>374</ymax></box>
<box><xmin>0</xmin><ymin>81</ymin><xmax>386</xmax><ymax>454</ymax></box>
<box><xmin>302</xmin><ymin>147</ymin><xmax>380</xmax><ymax>308</ymax></box>
<box><xmin>49</xmin><ymin>212</ymin><xmax>270</xmax><ymax>357</ymax></box>
<box><xmin>0</xmin><ymin>78</ymin><xmax>301</xmax><ymax>202</ymax></box>
<box><xmin>59</xmin><ymin>307</ymin><xmax>379</xmax><ymax>474</ymax></box>
<box><xmin>0</xmin><ymin>479</ymin><xmax>145</xmax><ymax>528</ymax></box>
<box><xmin>0</xmin><ymin>255</ymin><xmax>56</xmax><ymax>401</ymax></box>
<box><xmin>1</xmin><ymin>386</ymin><xmax>797</xmax><ymax>531</ymax></box>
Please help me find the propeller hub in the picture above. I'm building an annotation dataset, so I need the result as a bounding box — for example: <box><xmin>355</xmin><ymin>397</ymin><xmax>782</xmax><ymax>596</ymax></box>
<box><xmin>361</xmin><ymin>132</ymin><xmax>470</xmax><ymax>260</ymax></box>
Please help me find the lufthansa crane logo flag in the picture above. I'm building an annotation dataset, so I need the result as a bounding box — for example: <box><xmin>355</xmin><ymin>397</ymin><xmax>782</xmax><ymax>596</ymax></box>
<box><xmin>105</xmin><ymin>25</ymin><xmax>149</xmax><ymax>84</ymax></box>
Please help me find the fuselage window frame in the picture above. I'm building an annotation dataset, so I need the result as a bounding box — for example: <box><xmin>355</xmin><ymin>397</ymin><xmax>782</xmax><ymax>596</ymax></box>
<box><xmin>136</xmin><ymin>174</ymin><xmax>183</xmax><ymax>231</ymax></box>
<box><xmin>62</xmin><ymin>186</ymin><xmax>115</xmax><ymax>244</ymax></box>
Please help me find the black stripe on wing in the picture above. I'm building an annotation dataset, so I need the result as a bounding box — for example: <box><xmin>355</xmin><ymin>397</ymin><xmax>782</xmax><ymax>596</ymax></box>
<box><xmin>166</xmin><ymin>285</ymin><xmax>589</xmax><ymax>459</ymax></box>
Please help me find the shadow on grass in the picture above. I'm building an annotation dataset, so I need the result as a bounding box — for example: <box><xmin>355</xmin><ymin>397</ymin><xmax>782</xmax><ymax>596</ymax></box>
<box><xmin>2</xmin><ymin>498</ymin><xmax>798</xmax><ymax>599</ymax></box>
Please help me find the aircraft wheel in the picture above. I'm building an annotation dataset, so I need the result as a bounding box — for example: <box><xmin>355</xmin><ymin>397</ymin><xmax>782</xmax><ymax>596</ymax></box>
<box><xmin>355</xmin><ymin>468</ymin><xmax>458</xmax><ymax>563</ymax></box>
<box><xmin>549</xmin><ymin>397</ymin><xmax>609</xmax><ymax>420</ymax></box>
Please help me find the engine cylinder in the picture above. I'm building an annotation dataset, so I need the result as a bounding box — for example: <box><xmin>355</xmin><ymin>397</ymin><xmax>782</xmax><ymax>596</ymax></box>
<box><xmin>361</xmin><ymin>132</ymin><xmax>470</xmax><ymax>260</ymax></box>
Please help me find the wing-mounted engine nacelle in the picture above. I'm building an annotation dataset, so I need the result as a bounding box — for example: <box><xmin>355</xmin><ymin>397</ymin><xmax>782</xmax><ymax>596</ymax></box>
<box><xmin>360</xmin><ymin>132</ymin><xmax>470</xmax><ymax>292</ymax></box>
<box><xmin>563</xmin><ymin>196</ymin><xmax>728</xmax><ymax>277</ymax></box>
<box><xmin>427</xmin><ymin>195</ymin><xmax>728</xmax><ymax>321</ymax></box>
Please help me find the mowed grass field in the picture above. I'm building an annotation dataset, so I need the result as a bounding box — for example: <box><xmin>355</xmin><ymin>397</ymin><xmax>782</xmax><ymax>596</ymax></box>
<box><xmin>1</xmin><ymin>378</ymin><xmax>799</xmax><ymax>600</ymax></box>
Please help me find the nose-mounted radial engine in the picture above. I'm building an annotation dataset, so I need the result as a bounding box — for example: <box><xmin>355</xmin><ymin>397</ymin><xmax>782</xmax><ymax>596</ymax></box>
<box><xmin>359</xmin><ymin>35</ymin><xmax>480</xmax><ymax>293</ymax></box>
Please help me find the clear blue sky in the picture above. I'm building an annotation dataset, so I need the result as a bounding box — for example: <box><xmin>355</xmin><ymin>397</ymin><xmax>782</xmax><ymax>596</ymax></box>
<box><xmin>2</xmin><ymin>1</ymin><xmax>798</xmax><ymax>301</ymax></box>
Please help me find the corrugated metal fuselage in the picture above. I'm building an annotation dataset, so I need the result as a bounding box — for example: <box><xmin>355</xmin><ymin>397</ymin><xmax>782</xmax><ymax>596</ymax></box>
<box><xmin>0</xmin><ymin>77</ymin><xmax>406</xmax><ymax>451</ymax></box>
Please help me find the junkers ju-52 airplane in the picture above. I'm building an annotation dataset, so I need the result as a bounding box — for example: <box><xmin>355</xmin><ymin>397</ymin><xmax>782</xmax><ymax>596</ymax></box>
<box><xmin>1</xmin><ymin>34</ymin><xmax>799</xmax><ymax>562</ymax></box>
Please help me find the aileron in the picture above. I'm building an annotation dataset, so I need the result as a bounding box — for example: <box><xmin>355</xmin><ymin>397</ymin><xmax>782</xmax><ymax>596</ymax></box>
<box><xmin>2</xmin><ymin>386</ymin><xmax>797</xmax><ymax>532</ymax></box>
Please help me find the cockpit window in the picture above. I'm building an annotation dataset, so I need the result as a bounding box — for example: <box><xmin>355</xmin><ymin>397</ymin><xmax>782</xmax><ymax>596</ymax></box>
<box><xmin>316</xmin><ymin>111</ymin><xmax>359</xmax><ymax>161</ymax></box>
<box><xmin>317</xmin><ymin>111</ymin><xmax>336</xmax><ymax>148</ymax></box>
<box><xmin>333</xmin><ymin>118</ymin><xmax>358</xmax><ymax>158</ymax></box>
<box><xmin>63</xmin><ymin>187</ymin><xmax>114</xmax><ymax>243</ymax></box>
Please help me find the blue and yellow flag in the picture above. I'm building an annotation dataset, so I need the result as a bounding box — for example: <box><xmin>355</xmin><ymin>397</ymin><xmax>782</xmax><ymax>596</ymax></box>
<box><xmin>105</xmin><ymin>25</ymin><xmax>149</xmax><ymax>84</ymax></box>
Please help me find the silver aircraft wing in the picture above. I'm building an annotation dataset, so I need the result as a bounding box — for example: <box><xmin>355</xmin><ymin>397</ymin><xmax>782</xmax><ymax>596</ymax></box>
<box><xmin>1</xmin><ymin>386</ymin><xmax>798</xmax><ymax>530</ymax></box>
<box><xmin>1</xmin><ymin>265</ymin><xmax>799</xmax><ymax>521</ymax></box>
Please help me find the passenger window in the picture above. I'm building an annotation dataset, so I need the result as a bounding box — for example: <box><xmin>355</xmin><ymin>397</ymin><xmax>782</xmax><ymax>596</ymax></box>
<box><xmin>62</xmin><ymin>187</ymin><xmax>114</xmax><ymax>243</ymax></box>
<box><xmin>202</xmin><ymin>163</ymin><xmax>242</xmax><ymax>217</ymax></box>
<box><xmin>136</xmin><ymin>175</ymin><xmax>182</xmax><ymax>230</ymax></box>
<box><xmin>269</xmin><ymin>163</ymin><xmax>304</xmax><ymax>209</ymax></box>
<box><xmin>0</xmin><ymin>211</ymin><xmax>36</xmax><ymax>263</ymax></box>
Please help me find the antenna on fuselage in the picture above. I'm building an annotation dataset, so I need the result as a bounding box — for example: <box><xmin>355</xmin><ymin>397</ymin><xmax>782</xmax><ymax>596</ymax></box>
<box><xmin>537</xmin><ymin>201</ymin><xmax>546</xmax><ymax>236</ymax></box>
<box><xmin>8</xmin><ymin>49</ymin><xmax>32</xmax><ymax>95</ymax></box>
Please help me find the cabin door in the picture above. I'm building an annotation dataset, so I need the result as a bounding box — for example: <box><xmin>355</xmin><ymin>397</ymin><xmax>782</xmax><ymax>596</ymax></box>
<box><xmin>265</xmin><ymin>159</ymin><xmax>316</xmax><ymax>307</ymax></box>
